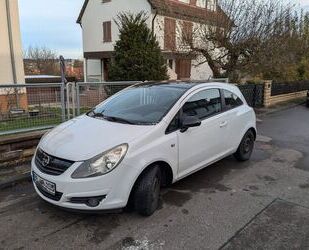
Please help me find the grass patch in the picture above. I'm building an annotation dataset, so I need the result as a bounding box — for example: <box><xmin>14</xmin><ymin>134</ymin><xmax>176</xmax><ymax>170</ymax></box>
<box><xmin>0</xmin><ymin>106</ymin><xmax>92</xmax><ymax>134</ymax></box>
<box><xmin>0</xmin><ymin>116</ymin><xmax>62</xmax><ymax>133</ymax></box>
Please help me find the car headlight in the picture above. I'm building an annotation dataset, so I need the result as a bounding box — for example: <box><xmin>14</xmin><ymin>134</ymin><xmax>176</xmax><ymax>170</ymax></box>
<box><xmin>71</xmin><ymin>144</ymin><xmax>128</xmax><ymax>179</ymax></box>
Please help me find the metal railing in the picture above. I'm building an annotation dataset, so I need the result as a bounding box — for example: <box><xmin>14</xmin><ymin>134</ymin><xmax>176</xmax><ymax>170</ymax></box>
<box><xmin>0</xmin><ymin>82</ymin><xmax>140</xmax><ymax>135</ymax></box>
<box><xmin>238</xmin><ymin>83</ymin><xmax>264</xmax><ymax>108</ymax></box>
<box><xmin>271</xmin><ymin>80</ymin><xmax>309</xmax><ymax>96</ymax></box>
<box><xmin>0</xmin><ymin>78</ymin><xmax>234</xmax><ymax>136</ymax></box>
<box><xmin>0</xmin><ymin>83</ymin><xmax>65</xmax><ymax>136</ymax></box>
<box><xmin>75</xmin><ymin>81</ymin><xmax>140</xmax><ymax>116</ymax></box>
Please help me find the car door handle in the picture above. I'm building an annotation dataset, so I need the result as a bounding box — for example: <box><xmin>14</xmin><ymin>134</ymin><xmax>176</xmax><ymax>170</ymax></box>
<box><xmin>220</xmin><ymin>121</ymin><xmax>228</xmax><ymax>128</ymax></box>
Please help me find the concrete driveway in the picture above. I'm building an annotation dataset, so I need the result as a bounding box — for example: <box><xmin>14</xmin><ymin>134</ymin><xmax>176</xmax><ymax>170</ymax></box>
<box><xmin>1</xmin><ymin>105</ymin><xmax>309</xmax><ymax>250</ymax></box>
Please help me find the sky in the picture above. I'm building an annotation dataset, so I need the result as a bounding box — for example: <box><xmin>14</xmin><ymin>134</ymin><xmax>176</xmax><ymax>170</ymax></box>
<box><xmin>19</xmin><ymin>0</ymin><xmax>84</xmax><ymax>59</ymax></box>
<box><xmin>18</xmin><ymin>0</ymin><xmax>309</xmax><ymax>59</ymax></box>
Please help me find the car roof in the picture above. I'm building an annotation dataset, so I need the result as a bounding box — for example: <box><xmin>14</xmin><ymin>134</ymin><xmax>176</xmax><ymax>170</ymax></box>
<box><xmin>134</xmin><ymin>81</ymin><xmax>237</xmax><ymax>91</ymax></box>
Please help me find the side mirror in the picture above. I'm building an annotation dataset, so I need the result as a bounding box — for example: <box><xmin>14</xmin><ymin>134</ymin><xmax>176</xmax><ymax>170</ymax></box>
<box><xmin>180</xmin><ymin>115</ymin><xmax>201</xmax><ymax>133</ymax></box>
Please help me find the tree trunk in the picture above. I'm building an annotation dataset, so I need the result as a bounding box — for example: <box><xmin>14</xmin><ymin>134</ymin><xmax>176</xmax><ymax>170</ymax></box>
<box><xmin>200</xmin><ymin>51</ymin><xmax>221</xmax><ymax>78</ymax></box>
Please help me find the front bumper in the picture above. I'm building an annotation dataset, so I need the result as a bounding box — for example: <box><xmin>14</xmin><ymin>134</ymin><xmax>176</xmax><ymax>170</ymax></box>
<box><xmin>31</xmin><ymin>158</ymin><xmax>134</xmax><ymax>211</ymax></box>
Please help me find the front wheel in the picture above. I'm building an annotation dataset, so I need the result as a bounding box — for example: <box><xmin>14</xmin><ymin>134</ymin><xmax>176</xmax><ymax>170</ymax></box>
<box><xmin>134</xmin><ymin>166</ymin><xmax>161</xmax><ymax>216</ymax></box>
<box><xmin>234</xmin><ymin>130</ymin><xmax>255</xmax><ymax>161</ymax></box>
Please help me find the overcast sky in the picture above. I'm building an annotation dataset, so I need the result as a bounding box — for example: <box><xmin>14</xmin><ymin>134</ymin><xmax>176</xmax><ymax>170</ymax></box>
<box><xmin>19</xmin><ymin>0</ymin><xmax>309</xmax><ymax>59</ymax></box>
<box><xmin>19</xmin><ymin>0</ymin><xmax>84</xmax><ymax>59</ymax></box>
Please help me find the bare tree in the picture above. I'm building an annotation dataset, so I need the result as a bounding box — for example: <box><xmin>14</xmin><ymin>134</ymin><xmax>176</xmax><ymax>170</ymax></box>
<box><xmin>250</xmin><ymin>10</ymin><xmax>309</xmax><ymax>81</ymax></box>
<box><xmin>24</xmin><ymin>46</ymin><xmax>60</xmax><ymax>76</ymax></box>
<box><xmin>171</xmin><ymin>0</ymin><xmax>300</xmax><ymax>81</ymax></box>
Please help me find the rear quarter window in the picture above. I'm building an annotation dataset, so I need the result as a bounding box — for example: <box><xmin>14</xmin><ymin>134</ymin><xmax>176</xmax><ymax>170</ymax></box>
<box><xmin>223</xmin><ymin>90</ymin><xmax>243</xmax><ymax>110</ymax></box>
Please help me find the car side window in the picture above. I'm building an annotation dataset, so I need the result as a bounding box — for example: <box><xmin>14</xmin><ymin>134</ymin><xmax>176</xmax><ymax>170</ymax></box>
<box><xmin>223</xmin><ymin>90</ymin><xmax>243</xmax><ymax>110</ymax></box>
<box><xmin>183</xmin><ymin>89</ymin><xmax>222</xmax><ymax>120</ymax></box>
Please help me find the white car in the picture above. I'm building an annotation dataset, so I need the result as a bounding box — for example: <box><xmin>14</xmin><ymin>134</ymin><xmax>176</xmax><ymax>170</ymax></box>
<box><xmin>32</xmin><ymin>82</ymin><xmax>256</xmax><ymax>216</ymax></box>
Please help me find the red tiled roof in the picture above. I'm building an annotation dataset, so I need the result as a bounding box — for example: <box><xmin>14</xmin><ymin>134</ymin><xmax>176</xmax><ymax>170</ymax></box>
<box><xmin>148</xmin><ymin>0</ymin><xmax>230</xmax><ymax>25</ymax></box>
<box><xmin>77</xmin><ymin>0</ymin><xmax>230</xmax><ymax>26</ymax></box>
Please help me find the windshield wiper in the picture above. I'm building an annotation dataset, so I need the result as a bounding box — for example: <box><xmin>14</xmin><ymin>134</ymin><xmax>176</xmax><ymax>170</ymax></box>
<box><xmin>104</xmin><ymin>116</ymin><xmax>135</xmax><ymax>125</ymax></box>
<box><xmin>88</xmin><ymin>110</ymin><xmax>136</xmax><ymax>124</ymax></box>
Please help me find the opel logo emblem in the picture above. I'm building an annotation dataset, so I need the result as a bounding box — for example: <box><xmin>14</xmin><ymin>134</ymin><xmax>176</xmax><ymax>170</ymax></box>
<box><xmin>41</xmin><ymin>153</ymin><xmax>50</xmax><ymax>167</ymax></box>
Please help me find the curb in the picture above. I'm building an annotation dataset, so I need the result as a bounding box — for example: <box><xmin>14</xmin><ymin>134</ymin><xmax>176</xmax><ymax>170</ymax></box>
<box><xmin>0</xmin><ymin>171</ymin><xmax>31</xmax><ymax>190</ymax></box>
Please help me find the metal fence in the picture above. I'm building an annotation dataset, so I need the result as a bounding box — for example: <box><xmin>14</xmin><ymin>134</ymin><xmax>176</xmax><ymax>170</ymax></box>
<box><xmin>0</xmin><ymin>83</ymin><xmax>65</xmax><ymax>136</ymax></box>
<box><xmin>0</xmin><ymin>82</ymin><xmax>140</xmax><ymax>136</ymax></box>
<box><xmin>75</xmin><ymin>81</ymin><xmax>140</xmax><ymax>116</ymax></box>
<box><xmin>238</xmin><ymin>83</ymin><xmax>264</xmax><ymax>108</ymax></box>
<box><xmin>0</xmin><ymin>79</ymin><xmax>264</xmax><ymax>136</ymax></box>
<box><xmin>271</xmin><ymin>80</ymin><xmax>309</xmax><ymax>96</ymax></box>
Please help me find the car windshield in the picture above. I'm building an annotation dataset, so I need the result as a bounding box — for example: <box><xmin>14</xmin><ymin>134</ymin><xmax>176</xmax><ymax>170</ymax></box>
<box><xmin>88</xmin><ymin>84</ymin><xmax>189</xmax><ymax>125</ymax></box>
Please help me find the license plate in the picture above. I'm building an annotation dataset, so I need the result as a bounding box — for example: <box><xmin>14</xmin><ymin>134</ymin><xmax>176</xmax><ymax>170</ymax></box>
<box><xmin>33</xmin><ymin>172</ymin><xmax>56</xmax><ymax>196</ymax></box>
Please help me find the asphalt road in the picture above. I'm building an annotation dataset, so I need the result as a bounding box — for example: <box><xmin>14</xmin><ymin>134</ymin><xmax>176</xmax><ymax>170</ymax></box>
<box><xmin>1</xmin><ymin>105</ymin><xmax>309</xmax><ymax>250</ymax></box>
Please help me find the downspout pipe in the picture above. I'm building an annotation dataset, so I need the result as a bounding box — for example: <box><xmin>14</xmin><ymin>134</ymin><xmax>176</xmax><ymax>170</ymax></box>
<box><xmin>151</xmin><ymin>9</ymin><xmax>158</xmax><ymax>34</ymax></box>
<box><xmin>6</xmin><ymin>0</ymin><xmax>17</xmax><ymax>84</ymax></box>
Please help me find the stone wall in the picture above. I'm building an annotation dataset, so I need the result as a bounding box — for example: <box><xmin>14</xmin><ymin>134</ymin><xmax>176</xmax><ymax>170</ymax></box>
<box><xmin>0</xmin><ymin>130</ymin><xmax>46</xmax><ymax>168</ymax></box>
<box><xmin>263</xmin><ymin>80</ymin><xmax>307</xmax><ymax>107</ymax></box>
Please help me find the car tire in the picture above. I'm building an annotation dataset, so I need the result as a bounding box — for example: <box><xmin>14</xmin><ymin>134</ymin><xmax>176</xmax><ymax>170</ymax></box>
<box><xmin>234</xmin><ymin>130</ymin><xmax>255</xmax><ymax>162</ymax></box>
<box><xmin>134</xmin><ymin>166</ymin><xmax>161</xmax><ymax>216</ymax></box>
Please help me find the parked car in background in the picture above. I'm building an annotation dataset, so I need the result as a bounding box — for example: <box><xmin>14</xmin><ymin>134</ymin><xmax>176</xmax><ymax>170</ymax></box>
<box><xmin>31</xmin><ymin>82</ymin><xmax>256</xmax><ymax>216</ymax></box>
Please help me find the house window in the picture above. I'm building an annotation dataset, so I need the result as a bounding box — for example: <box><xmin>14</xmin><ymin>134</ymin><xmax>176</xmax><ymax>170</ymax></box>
<box><xmin>207</xmin><ymin>0</ymin><xmax>216</xmax><ymax>11</ymax></box>
<box><xmin>168</xmin><ymin>59</ymin><xmax>173</xmax><ymax>69</ymax></box>
<box><xmin>164</xmin><ymin>18</ymin><xmax>176</xmax><ymax>51</ymax></box>
<box><xmin>103</xmin><ymin>21</ymin><xmax>112</xmax><ymax>42</ymax></box>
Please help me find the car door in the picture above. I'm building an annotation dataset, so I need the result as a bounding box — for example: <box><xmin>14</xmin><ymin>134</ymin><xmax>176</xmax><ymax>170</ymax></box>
<box><xmin>221</xmin><ymin>89</ymin><xmax>246</xmax><ymax>150</ymax></box>
<box><xmin>176</xmin><ymin>88</ymin><xmax>230</xmax><ymax>178</ymax></box>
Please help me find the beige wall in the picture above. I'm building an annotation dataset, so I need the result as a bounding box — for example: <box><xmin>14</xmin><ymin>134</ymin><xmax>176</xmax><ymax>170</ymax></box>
<box><xmin>0</xmin><ymin>0</ymin><xmax>25</xmax><ymax>84</ymax></box>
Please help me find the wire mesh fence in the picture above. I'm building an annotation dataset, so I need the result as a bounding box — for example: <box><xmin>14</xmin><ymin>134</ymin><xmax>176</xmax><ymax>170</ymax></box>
<box><xmin>238</xmin><ymin>83</ymin><xmax>264</xmax><ymax>108</ymax></box>
<box><xmin>0</xmin><ymin>79</ymin><xmax>267</xmax><ymax>136</ymax></box>
<box><xmin>75</xmin><ymin>81</ymin><xmax>140</xmax><ymax>115</ymax></box>
<box><xmin>0</xmin><ymin>84</ymin><xmax>65</xmax><ymax>135</ymax></box>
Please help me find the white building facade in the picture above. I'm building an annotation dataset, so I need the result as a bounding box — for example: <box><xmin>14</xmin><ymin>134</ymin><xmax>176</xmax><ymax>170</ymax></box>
<box><xmin>77</xmin><ymin>0</ymin><xmax>223</xmax><ymax>82</ymax></box>
<box><xmin>0</xmin><ymin>0</ymin><xmax>25</xmax><ymax>84</ymax></box>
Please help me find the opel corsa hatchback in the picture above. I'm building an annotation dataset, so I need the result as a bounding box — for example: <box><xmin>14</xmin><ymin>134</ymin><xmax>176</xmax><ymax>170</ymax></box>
<box><xmin>32</xmin><ymin>82</ymin><xmax>256</xmax><ymax>216</ymax></box>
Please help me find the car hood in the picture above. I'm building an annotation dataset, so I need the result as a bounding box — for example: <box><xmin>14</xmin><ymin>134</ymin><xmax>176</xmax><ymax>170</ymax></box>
<box><xmin>39</xmin><ymin>115</ymin><xmax>154</xmax><ymax>161</ymax></box>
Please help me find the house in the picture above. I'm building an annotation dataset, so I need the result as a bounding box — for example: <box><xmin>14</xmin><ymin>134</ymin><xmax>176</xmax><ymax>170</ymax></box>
<box><xmin>77</xmin><ymin>0</ymin><xmax>228</xmax><ymax>82</ymax></box>
<box><xmin>0</xmin><ymin>0</ymin><xmax>27</xmax><ymax>112</ymax></box>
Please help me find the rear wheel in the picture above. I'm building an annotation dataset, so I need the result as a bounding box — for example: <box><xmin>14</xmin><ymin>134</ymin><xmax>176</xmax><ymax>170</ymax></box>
<box><xmin>234</xmin><ymin>130</ymin><xmax>255</xmax><ymax>161</ymax></box>
<box><xmin>134</xmin><ymin>166</ymin><xmax>161</xmax><ymax>216</ymax></box>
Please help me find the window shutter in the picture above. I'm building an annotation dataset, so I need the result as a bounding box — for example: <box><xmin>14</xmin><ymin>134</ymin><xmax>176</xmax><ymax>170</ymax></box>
<box><xmin>182</xmin><ymin>21</ymin><xmax>193</xmax><ymax>44</ymax></box>
<box><xmin>164</xmin><ymin>18</ymin><xmax>176</xmax><ymax>51</ymax></box>
<box><xmin>103</xmin><ymin>21</ymin><xmax>112</xmax><ymax>42</ymax></box>
<box><xmin>190</xmin><ymin>0</ymin><xmax>197</xmax><ymax>6</ymax></box>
